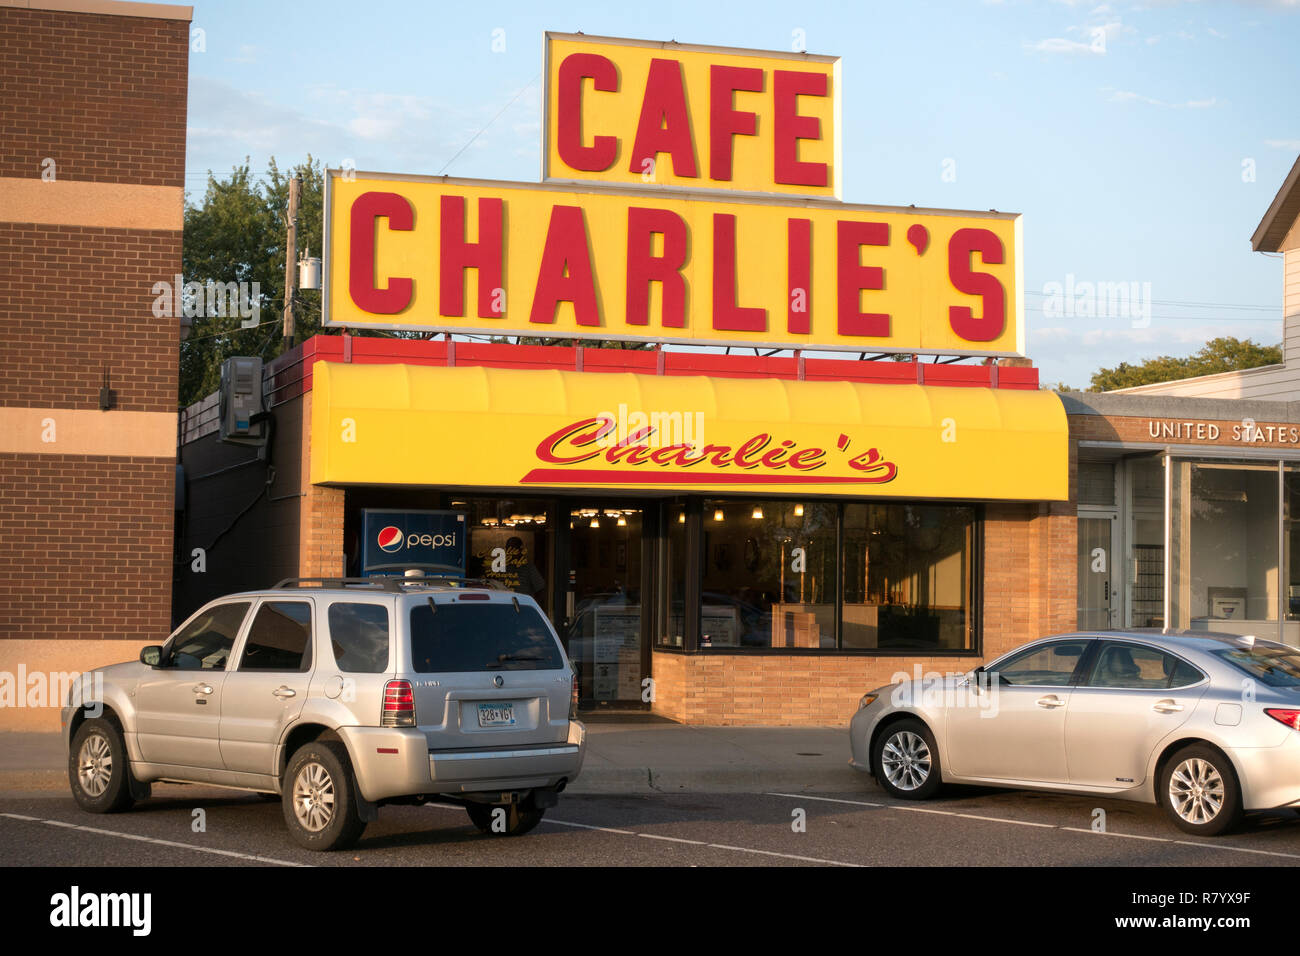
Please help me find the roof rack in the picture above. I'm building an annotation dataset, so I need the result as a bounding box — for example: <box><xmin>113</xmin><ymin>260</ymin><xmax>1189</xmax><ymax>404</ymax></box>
<box><xmin>272</xmin><ymin>575</ymin><xmax>510</xmax><ymax>592</ymax></box>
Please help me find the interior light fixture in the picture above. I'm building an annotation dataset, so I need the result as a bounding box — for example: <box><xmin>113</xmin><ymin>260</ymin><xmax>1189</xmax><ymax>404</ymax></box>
<box><xmin>794</xmin><ymin>503</ymin><xmax>804</xmax><ymax>517</ymax></box>
<box><xmin>589</xmin><ymin>517</ymin><xmax>600</xmax><ymax>528</ymax></box>
<box><xmin>752</xmin><ymin>506</ymin><xmax>764</xmax><ymax>520</ymax></box>
<box><xmin>713</xmin><ymin>509</ymin><xmax>724</xmax><ymax>522</ymax></box>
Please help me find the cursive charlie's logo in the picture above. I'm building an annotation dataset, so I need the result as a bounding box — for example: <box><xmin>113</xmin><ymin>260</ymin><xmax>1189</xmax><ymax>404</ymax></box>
<box><xmin>521</xmin><ymin>416</ymin><xmax>897</xmax><ymax>485</ymax></box>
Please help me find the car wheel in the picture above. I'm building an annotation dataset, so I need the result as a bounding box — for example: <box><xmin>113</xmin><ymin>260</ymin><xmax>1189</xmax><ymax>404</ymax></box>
<box><xmin>466</xmin><ymin>801</ymin><xmax>545</xmax><ymax>836</ymax></box>
<box><xmin>1159</xmin><ymin>744</ymin><xmax>1242</xmax><ymax>836</ymax></box>
<box><xmin>69</xmin><ymin>718</ymin><xmax>136</xmax><ymax>813</ymax></box>
<box><xmin>282</xmin><ymin>740</ymin><xmax>366</xmax><ymax>851</ymax></box>
<box><xmin>873</xmin><ymin>718</ymin><xmax>943</xmax><ymax>800</ymax></box>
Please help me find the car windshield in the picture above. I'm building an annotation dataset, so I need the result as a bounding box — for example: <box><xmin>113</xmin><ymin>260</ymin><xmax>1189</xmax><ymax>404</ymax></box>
<box><xmin>1214</xmin><ymin>645</ymin><xmax>1300</xmax><ymax>688</ymax></box>
<box><xmin>408</xmin><ymin>601</ymin><xmax>564</xmax><ymax>672</ymax></box>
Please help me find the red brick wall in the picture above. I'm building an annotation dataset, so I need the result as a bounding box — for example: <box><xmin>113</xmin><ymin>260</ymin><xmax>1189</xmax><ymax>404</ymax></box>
<box><xmin>0</xmin><ymin>453</ymin><xmax>173</xmax><ymax>640</ymax></box>
<box><xmin>0</xmin><ymin>8</ymin><xmax>189</xmax><ymax>188</ymax></box>
<box><xmin>0</xmin><ymin>224</ymin><xmax>180</xmax><ymax>412</ymax></box>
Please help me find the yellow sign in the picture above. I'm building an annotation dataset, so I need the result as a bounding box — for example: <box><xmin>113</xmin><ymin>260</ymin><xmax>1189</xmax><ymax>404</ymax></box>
<box><xmin>543</xmin><ymin>33</ymin><xmax>841</xmax><ymax>199</ymax></box>
<box><xmin>310</xmin><ymin>363</ymin><xmax>1067</xmax><ymax>500</ymax></box>
<box><xmin>324</xmin><ymin>172</ymin><xmax>1023</xmax><ymax>355</ymax></box>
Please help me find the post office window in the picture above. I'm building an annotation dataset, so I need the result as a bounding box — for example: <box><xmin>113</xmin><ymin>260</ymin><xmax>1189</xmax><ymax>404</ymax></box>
<box><xmin>239</xmin><ymin>601</ymin><xmax>313</xmax><ymax>672</ymax></box>
<box><xmin>992</xmin><ymin>640</ymin><xmax>1089</xmax><ymax>686</ymax></box>
<box><xmin>167</xmin><ymin>602</ymin><xmax>250</xmax><ymax>670</ymax></box>
<box><xmin>327</xmin><ymin>603</ymin><xmax>390</xmax><ymax>673</ymax></box>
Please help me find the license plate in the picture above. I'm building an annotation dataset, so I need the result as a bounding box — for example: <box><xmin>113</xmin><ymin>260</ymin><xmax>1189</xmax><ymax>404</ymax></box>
<box><xmin>477</xmin><ymin>702</ymin><xmax>516</xmax><ymax>727</ymax></box>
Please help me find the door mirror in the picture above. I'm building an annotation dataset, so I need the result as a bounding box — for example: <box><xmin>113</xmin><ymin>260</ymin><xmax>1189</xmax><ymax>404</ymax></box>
<box><xmin>140</xmin><ymin>645</ymin><xmax>163</xmax><ymax>667</ymax></box>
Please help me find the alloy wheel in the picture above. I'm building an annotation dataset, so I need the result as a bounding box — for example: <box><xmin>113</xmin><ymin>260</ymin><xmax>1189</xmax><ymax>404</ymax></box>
<box><xmin>881</xmin><ymin>730</ymin><xmax>932</xmax><ymax>791</ymax></box>
<box><xmin>292</xmin><ymin>761</ymin><xmax>336</xmax><ymax>832</ymax></box>
<box><xmin>77</xmin><ymin>733</ymin><xmax>112</xmax><ymax>798</ymax></box>
<box><xmin>1168</xmin><ymin>757</ymin><xmax>1225</xmax><ymax>825</ymax></box>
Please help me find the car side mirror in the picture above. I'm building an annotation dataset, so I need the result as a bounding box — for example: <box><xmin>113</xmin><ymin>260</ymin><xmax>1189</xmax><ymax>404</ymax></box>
<box><xmin>140</xmin><ymin>645</ymin><xmax>163</xmax><ymax>667</ymax></box>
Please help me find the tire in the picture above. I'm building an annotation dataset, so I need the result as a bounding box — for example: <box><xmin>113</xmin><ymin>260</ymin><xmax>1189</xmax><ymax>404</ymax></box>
<box><xmin>69</xmin><ymin>718</ymin><xmax>135</xmax><ymax>814</ymax></box>
<box><xmin>282</xmin><ymin>740</ymin><xmax>367</xmax><ymax>851</ymax></box>
<box><xmin>466</xmin><ymin>801</ymin><xmax>545</xmax><ymax>836</ymax></box>
<box><xmin>873</xmin><ymin>718</ymin><xmax>943</xmax><ymax>800</ymax></box>
<box><xmin>1158</xmin><ymin>744</ymin><xmax>1243</xmax><ymax>837</ymax></box>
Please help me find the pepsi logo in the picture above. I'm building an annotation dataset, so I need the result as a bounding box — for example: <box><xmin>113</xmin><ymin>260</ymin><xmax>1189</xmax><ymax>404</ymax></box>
<box><xmin>377</xmin><ymin>526</ymin><xmax>404</xmax><ymax>553</ymax></box>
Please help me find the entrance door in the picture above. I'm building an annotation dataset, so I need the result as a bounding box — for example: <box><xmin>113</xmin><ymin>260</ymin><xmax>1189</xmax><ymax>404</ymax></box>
<box><xmin>564</xmin><ymin>506</ymin><xmax>645</xmax><ymax>708</ymax></box>
<box><xmin>1078</xmin><ymin>514</ymin><xmax>1118</xmax><ymax>629</ymax></box>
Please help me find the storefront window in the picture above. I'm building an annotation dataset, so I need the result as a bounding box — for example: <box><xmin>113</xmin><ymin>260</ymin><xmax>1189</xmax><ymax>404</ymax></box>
<box><xmin>1170</xmin><ymin>460</ymin><xmax>1279</xmax><ymax>641</ymax></box>
<box><xmin>462</xmin><ymin>498</ymin><xmax>552</xmax><ymax>613</ymax></box>
<box><xmin>699</xmin><ymin>499</ymin><xmax>836</xmax><ymax>648</ymax></box>
<box><xmin>658</xmin><ymin>503</ymin><xmax>686</xmax><ymax>648</ymax></box>
<box><xmin>1127</xmin><ymin>457</ymin><xmax>1165</xmax><ymax>629</ymax></box>
<box><xmin>842</xmin><ymin>503</ymin><xmax>975</xmax><ymax>651</ymax></box>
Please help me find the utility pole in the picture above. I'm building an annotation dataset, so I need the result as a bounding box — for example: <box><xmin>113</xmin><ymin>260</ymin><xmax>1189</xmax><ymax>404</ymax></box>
<box><xmin>282</xmin><ymin>174</ymin><xmax>301</xmax><ymax>348</ymax></box>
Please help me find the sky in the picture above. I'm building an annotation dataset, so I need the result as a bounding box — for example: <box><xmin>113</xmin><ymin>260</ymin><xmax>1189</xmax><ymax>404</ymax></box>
<box><xmin>184</xmin><ymin>0</ymin><xmax>1300</xmax><ymax>389</ymax></box>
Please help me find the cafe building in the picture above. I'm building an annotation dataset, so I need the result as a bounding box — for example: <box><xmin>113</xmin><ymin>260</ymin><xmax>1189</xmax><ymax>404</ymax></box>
<box><xmin>174</xmin><ymin>33</ymin><xmax>1080</xmax><ymax>724</ymax></box>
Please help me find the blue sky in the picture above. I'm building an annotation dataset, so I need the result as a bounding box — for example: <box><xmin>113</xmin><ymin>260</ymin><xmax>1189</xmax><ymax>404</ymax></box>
<box><xmin>185</xmin><ymin>0</ymin><xmax>1300</xmax><ymax>388</ymax></box>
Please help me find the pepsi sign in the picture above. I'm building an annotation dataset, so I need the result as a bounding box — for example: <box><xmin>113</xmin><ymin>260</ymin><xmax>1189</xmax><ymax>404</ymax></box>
<box><xmin>361</xmin><ymin>509</ymin><xmax>466</xmax><ymax>577</ymax></box>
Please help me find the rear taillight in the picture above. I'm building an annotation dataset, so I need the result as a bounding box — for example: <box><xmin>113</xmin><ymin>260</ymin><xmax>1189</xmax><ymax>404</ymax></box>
<box><xmin>569</xmin><ymin>671</ymin><xmax>579</xmax><ymax>720</ymax></box>
<box><xmin>382</xmin><ymin>679</ymin><xmax>415</xmax><ymax>728</ymax></box>
<box><xmin>1266</xmin><ymin>708</ymin><xmax>1300</xmax><ymax>731</ymax></box>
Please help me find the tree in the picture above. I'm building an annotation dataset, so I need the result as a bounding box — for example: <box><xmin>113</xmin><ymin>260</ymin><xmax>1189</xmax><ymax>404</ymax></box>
<box><xmin>179</xmin><ymin>156</ymin><xmax>324</xmax><ymax>408</ymax></box>
<box><xmin>1088</xmin><ymin>337</ymin><xmax>1282</xmax><ymax>392</ymax></box>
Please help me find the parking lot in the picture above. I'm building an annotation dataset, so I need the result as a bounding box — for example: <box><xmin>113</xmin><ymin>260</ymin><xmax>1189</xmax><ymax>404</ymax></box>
<box><xmin>4</xmin><ymin>781</ymin><xmax>1300</xmax><ymax>868</ymax></box>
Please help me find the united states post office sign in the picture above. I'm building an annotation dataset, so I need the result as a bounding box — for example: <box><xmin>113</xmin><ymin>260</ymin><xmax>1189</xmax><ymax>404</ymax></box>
<box><xmin>543</xmin><ymin>32</ymin><xmax>841</xmax><ymax>199</ymax></box>
<box><xmin>323</xmin><ymin>171</ymin><xmax>1024</xmax><ymax>356</ymax></box>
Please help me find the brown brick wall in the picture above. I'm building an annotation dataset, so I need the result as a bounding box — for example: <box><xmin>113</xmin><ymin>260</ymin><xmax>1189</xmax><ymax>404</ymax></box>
<box><xmin>1070</xmin><ymin>412</ymin><xmax>1300</xmax><ymax>449</ymax></box>
<box><xmin>0</xmin><ymin>8</ymin><xmax>190</xmax><ymax>187</ymax></box>
<box><xmin>0</xmin><ymin>223</ymin><xmax>179</xmax><ymax>412</ymax></box>
<box><xmin>0</xmin><ymin>453</ymin><xmax>173</xmax><ymax>641</ymax></box>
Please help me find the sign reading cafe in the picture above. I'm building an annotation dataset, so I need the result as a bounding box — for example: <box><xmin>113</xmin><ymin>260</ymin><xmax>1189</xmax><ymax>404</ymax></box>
<box><xmin>322</xmin><ymin>32</ymin><xmax>1025</xmax><ymax>357</ymax></box>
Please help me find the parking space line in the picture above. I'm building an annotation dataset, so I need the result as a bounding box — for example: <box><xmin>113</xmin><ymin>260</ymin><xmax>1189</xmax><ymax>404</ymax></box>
<box><xmin>0</xmin><ymin>812</ymin><xmax>308</xmax><ymax>866</ymax></box>
<box><xmin>771</xmin><ymin>794</ymin><xmax>1300</xmax><ymax>859</ymax></box>
<box><xmin>637</xmin><ymin>833</ymin><xmax>709</xmax><ymax>845</ymax></box>
<box><xmin>543</xmin><ymin>819</ymin><xmax>638</xmax><ymax>836</ymax></box>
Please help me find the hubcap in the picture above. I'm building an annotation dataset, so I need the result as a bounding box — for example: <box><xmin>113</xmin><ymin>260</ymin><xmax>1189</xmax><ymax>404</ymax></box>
<box><xmin>292</xmin><ymin>761</ymin><xmax>336</xmax><ymax>832</ymax></box>
<box><xmin>1169</xmin><ymin>757</ymin><xmax>1224</xmax><ymax>825</ymax></box>
<box><xmin>881</xmin><ymin>731</ymin><xmax>932</xmax><ymax>791</ymax></box>
<box><xmin>77</xmin><ymin>733</ymin><xmax>112</xmax><ymax>798</ymax></box>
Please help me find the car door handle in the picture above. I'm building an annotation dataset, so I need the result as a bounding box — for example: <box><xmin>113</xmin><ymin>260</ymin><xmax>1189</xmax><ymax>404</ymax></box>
<box><xmin>272</xmin><ymin>686</ymin><xmax>297</xmax><ymax>699</ymax></box>
<box><xmin>1152</xmin><ymin>699</ymin><xmax>1184</xmax><ymax>714</ymax></box>
<box><xmin>1036</xmin><ymin>695</ymin><xmax>1066</xmax><ymax>709</ymax></box>
<box><xmin>192</xmin><ymin>683</ymin><xmax>213</xmax><ymax>695</ymax></box>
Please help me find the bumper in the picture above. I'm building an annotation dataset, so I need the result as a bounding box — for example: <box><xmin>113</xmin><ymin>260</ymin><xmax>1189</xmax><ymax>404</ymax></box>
<box><xmin>848</xmin><ymin>705</ymin><xmax>878</xmax><ymax>776</ymax></box>
<box><xmin>1226</xmin><ymin>733</ymin><xmax>1300</xmax><ymax>811</ymax></box>
<box><xmin>340</xmin><ymin>721</ymin><xmax>586</xmax><ymax>803</ymax></box>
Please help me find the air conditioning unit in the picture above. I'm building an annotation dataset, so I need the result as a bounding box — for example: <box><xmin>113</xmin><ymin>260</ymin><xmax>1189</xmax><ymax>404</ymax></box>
<box><xmin>219</xmin><ymin>356</ymin><xmax>266</xmax><ymax>445</ymax></box>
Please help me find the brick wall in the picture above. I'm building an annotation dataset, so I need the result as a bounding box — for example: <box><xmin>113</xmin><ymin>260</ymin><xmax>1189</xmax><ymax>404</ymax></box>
<box><xmin>0</xmin><ymin>224</ymin><xmax>180</xmax><ymax>412</ymax></box>
<box><xmin>0</xmin><ymin>8</ymin><xmax>189</xmax><ymax>187</ymax></box>
<box><xmin>0</xmin><ymin>453</ymin><xmax>173</xmax><ymax>640</ymax></box>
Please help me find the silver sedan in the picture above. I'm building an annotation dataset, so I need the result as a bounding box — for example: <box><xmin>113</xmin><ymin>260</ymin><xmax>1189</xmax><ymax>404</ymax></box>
<box><xmin>848</xmin><ymin>630</ymin><xmax>1300</xmax><ymax>835</ymax></box>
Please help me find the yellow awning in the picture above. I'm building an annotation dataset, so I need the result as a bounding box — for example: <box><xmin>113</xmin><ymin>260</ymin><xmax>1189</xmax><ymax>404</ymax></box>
<box><xmin>310</xmin><ymin>362</ymin><xmax>1066</xmax><ymax>501</ymax></box>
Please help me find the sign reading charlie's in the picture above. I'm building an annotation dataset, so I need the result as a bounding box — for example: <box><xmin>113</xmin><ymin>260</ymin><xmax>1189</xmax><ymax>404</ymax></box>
<box><xmin>543</xmin><ymin>33</ymin><xmax>841</xmax><ymax>199</ymax></box>
<box><xmin>323</xmin><ymin>32</ymin><xmax>1024</xmax><ymax>357</ymax></box>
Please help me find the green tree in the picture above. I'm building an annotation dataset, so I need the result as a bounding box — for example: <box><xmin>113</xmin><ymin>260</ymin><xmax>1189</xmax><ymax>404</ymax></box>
<box><xmin>179</xmin><ymin>156</ymin><xmax>324</xmax><ymax>408</ymax></box>
<box><xmin>1088</xmin><ymin>337</ymin><xmax>1282</xmax><ymax>392</ymax></box>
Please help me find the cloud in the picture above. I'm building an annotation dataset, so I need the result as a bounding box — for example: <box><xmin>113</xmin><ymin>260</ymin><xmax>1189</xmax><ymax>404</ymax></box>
<box><xmin>1105</xmin><ymin>87</ymin><xmax>1221</xmax><ymax>108</ymax></box>
<box><xmin>1265</xmin><ymin>138</ymin><xmax>1300</xmax><ymax>149</ymax></box>
<box><xmin>1026</xmin><ymin>15</ymin><xmax>1129</xmax><ymax>54</ymax></box>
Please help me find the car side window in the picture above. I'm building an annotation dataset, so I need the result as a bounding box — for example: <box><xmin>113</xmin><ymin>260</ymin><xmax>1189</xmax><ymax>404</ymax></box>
<box><xmin>993</xmin><ymin>640</ymin><xmax>1089</xmax><ymax>686</ymax></box>
<box><xmin>238</xmin><ymin>601</ymin><xmax>313</xmax><ymax>672</ymax></box>
<box><xmin>168</xmin><ymin>602</ymin><xmax>251</xmax><ymax>671</ymax></box>
<box><xmin>327</xmin><ymin>602</ymin><xmax>390</xmax><ymax>673</ymax></box>
<box><xmin>1086</xmin><ymin>642</ymin><xmax>1203</xmax><ymax>690</ymax></box>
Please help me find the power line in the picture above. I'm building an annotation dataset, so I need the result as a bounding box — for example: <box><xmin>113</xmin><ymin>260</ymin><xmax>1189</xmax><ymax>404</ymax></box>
<box><xmin>437</xmin><ymin>72</ymin><xmax>541</xmax><ymax>176</ymax></box>
<box><xmin>1024</xmin><ymin>289</ymin><xmax>1275</xmax><ymax>312</ymax></box>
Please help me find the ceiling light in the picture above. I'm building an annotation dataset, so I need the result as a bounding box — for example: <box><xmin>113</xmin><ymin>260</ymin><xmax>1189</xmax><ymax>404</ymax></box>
<box><xmin>752</xmin><ymin>506</ymin><xmax>764</xmax><ymax>520</ymax></box>
<box><xmin>713</xmin><ymin>509</ymin><xmax>724</xmax><ymax>522</ymax></box>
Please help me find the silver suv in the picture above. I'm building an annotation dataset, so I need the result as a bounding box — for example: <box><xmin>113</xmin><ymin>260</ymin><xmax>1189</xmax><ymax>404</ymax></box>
<box><xmin>62</xmin><ymin>576</ymin><xmax>585</xmax><ymax>850</ymax></box>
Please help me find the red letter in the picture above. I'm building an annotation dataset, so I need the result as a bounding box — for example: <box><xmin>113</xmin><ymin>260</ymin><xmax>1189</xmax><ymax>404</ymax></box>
<box><xmin>349</xmin><ymin>191</ymin><xmax>413</xmax><ymax>314</ymax></box>
<box><xmin>536</xmin><ymin>417</ymin><xmax>611</xmax><ymax>465</ymax></box>
<box><xmin>626</xmin><ymin>207</ymin><xmax>688</xmax><ymax>328</ymax></box>
<box><xmin>530</xmin><ymin>205</ymin><xmax>601</xmax><ymax>327</ymax></box>
<box><xmin>837</xmin><ymin>220</ymin><xmax>889</xmax><ymax>337</ymax></box>
<box><xmin>773</xmin><ymin>70</ymin><xmax>828</xmax><ymax>187</ymax></box>
<box><xmin>557</xmin><ymin>53</ymin><xmax>618</xmax><ymax>172</ymax></box>
<box><xmin>709</xmin><ymin>65</ymin><xmax>763</xmax><ymax>182</ymax></box>
<box><xmin>628</xmin><ymin>58</ymin><xmax>698</xmax><ymax>179</ymax></box>
<box><xmin>712</xmin><ymin>213</ymin><xmax>766</xmax><ymax>332</ymax></box>
<box><xmin>948</xmin><ymin>228</ymin><xmax>1006</xmax><ymax>342</ymax></box>
<box><xmin>788</xmin><ymin>218</ymin><xmax>811</xmax><ymax>334</ymax></box>
<box><xmin>439</xmin><ymin>195</ymin><xmax>503</xmax><ymax>318</ymax></box>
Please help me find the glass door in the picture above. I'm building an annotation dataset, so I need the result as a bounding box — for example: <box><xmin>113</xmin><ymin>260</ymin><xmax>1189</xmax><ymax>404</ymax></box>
<box><xmin>564</xmin><ymin>505</ymin><xmax>646</xmax><ymax>708</ymax></box>
<box><xmin>1078</xmin><ymin>513</ymin><xmax>1118</xmax><ymax>629</ymax></box>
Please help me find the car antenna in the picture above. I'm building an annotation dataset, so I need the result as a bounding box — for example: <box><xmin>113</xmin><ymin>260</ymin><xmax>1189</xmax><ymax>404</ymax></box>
<box><xmin>511</xmin><ymin>595</ymin><xmax>521</xmax><ymax>613</ymax></box>
<box><xmin>427</xmin><ymin>595</ymin><xmax>437</xmax><ymax>615</ymax></box>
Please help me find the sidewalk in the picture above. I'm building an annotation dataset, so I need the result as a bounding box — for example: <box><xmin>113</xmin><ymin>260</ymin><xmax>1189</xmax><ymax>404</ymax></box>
<box><xmin>0</xmin><ymin>723</ymin><xmax>858</xmax><ymax>794</ymax></box>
